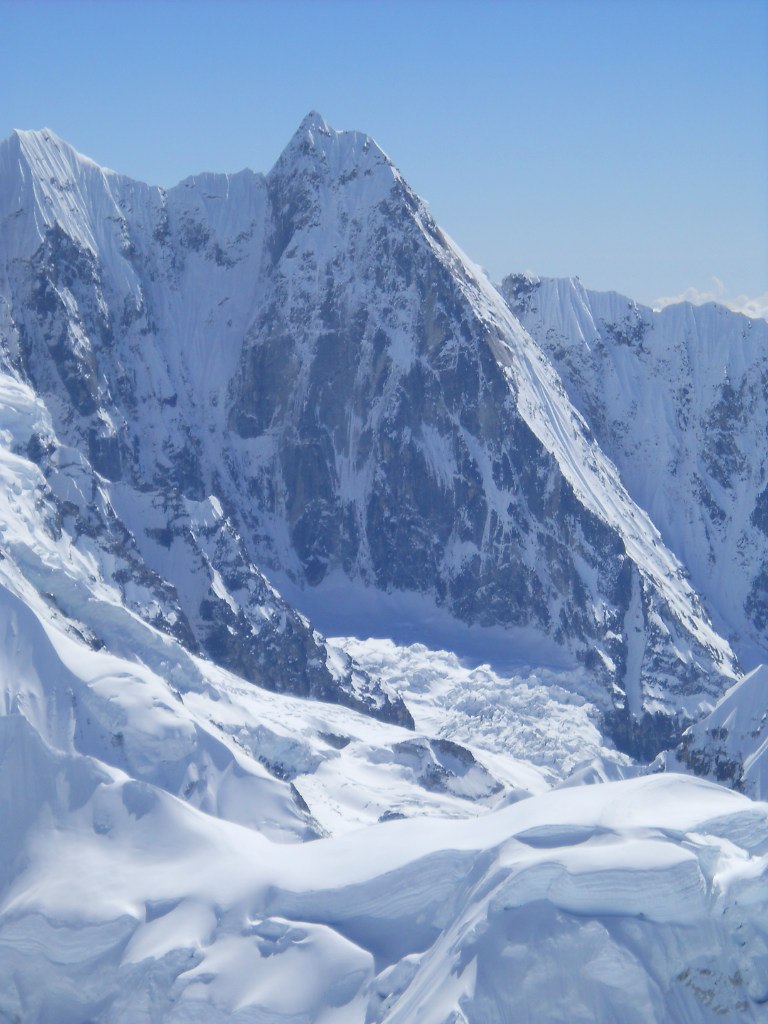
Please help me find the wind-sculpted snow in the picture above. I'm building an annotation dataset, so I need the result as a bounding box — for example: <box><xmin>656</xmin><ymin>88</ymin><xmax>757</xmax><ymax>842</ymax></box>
<box><xmin>2</xmin><ymin>706</ymin><xmax>767</xmax><ymax>1024</ymax></box>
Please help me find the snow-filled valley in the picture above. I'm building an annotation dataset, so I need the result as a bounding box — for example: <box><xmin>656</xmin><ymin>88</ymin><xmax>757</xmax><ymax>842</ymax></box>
<box><xmin>0</xmin><ymin>114</ymin><xmax>767</xmax><ymax>1022</ymax></box>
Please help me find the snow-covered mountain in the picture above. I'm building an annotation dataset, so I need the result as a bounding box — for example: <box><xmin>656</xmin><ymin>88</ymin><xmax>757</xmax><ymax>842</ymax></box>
<box><xmin>0</xmin><ymin>116</ymin><xmax>739</xmax><ymax>759</ymax></box>
<box><xmin>500</xmin><ymin>273</ymin><xmax>768</xmax><ymax>799</ymax></box>
<box><xmin>1</xmin><ymin>115</ymin><xmax>767</xmax><ymax>1022</ymax></box>
<box><xmin>0</xmin><ymin>126</ymin><xmax>413</xmax><ymax>727</ymax></box>
<box><xmin>501</xmin><ymin>272</ymin><xmax>768</xmax><ymax>668</ymax></box>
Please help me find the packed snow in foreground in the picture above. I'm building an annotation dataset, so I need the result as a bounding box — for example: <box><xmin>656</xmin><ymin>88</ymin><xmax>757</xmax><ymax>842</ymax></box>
<box><xmin>4</xmin><ymin>713</ymin><xmax>768</xmax><ymax>1022</ymax></box>
<box><xmin>1</xmin><ymin>563</ymin><xmax>768</xmax><ymax>1022</ymax></box>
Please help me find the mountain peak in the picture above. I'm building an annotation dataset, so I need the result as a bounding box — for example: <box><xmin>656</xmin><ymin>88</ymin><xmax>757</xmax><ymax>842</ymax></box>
<box><xmin>13</xmin><ymin>126</ymin><xmax>64</xmax><ymax>146</ymax></box>
<box><xmin>8</xmin><ymin>127</ymin><xmax>111</xmax><ymax>177</ymax></box>
<box><xmin>296</xmin><ymin>109</ymin><xmax>332</xmax><ymax>136</ymax></box>
<box><xmin>275</xmin><ymin>110</ymin><xmax>337</xmax><ymax>166</ymax></box>
<box><xmin>0</xmin><ymin>127</ymin><xmax>120</xmax><ymax>257</ymax></box>
<box><xmin>271</xmin><ymin>111</ymin><xmax>393</xmax><ymax>184</ymax></box>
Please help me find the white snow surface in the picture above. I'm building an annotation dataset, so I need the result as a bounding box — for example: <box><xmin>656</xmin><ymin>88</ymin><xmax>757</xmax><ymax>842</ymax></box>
<box><xmin>3</xmin><ymin>693</ymin><xmax>768</xmax><ymax>1023</ymax></box>
<box><xmin>0</xmin><ymin>448</ymin><xmax>764</xmax><ymax>1019</ymax></box>
<box><xmin>3</xmin><ymin>479</ymin><xmax>765</xmax><ymax>1020</ymax></box>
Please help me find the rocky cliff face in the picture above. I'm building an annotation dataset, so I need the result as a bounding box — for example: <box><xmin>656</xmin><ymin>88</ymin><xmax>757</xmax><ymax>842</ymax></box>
<box><xmin>0</xmin><ymin>116</ymin><xmax>740</xmax><ymax>756</ymax></box>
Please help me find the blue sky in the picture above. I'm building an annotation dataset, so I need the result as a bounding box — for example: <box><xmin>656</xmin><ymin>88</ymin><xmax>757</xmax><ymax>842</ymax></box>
<box><xmin>1</xmin><ymin>0</ymin><xmax>766</xmax><ymax>310</ymax></box>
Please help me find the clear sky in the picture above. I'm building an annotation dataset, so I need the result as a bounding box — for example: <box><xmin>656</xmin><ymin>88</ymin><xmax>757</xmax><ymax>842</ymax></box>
<box><xmin>1</xmin><ymin>0</ymin><xmax>766</xmax><ymax>312</ymax></box>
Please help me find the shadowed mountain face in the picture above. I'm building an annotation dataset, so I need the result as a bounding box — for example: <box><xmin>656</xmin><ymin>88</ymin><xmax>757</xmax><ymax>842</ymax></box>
<box><xmin>0</xmin><ymin>115</ymin><xmax>738</xmax><ymax>755</ymax></box>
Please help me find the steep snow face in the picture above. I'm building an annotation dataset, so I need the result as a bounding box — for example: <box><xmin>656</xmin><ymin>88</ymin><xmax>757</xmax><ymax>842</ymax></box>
<box><xmin>0</xmin><ymin>116</ymin><xmax>736</xmax><ymax>756</ymax></box>
<box><xmin>0</xmin><ymin>574</ymin><xmax>318</xmax><ymax>847</ymax></box>
<box><xmin>0</xmin><ymin>128</ymin><xmax>124</xmax><ymax>263</ymax></box>
<box><xmin>501</xmin><ymin>273</ymin><xmax>768</xmax><ymax>669</ymax></box>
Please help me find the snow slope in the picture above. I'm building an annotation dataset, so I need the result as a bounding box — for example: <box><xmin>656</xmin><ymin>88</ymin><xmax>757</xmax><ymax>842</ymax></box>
<box><xmin>673</xmin><ymin>664</ymin><xmax>768</xmax><ymax>799</ymax></box>
<box><xmin>0</xmin><ymin>534</ymin><xmax>546</xmax><ymax>841</ymax></box>
<box><xmin>8</xmin><ymin>490</ymin><xmax>763</xmax><ymax>1021</ymax></box>
<box><xmin>1</xmin><ymin>543</ymin><xmax>765</xmax><ymax>1021</ymax></box>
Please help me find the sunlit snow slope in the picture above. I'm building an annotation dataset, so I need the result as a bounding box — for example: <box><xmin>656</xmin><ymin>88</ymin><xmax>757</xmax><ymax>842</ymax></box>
<box><xmin>5</xmin><ymin>501</ymin><xmax>767</xmax><ymax>1022</ymax></box>
<box><xmin>673</xmin><ymin>664</ymin><xmax>768</xmax><ymax>799</ymax></box>
<box><xmin>3</xmin><ymin>701</ymin><xmax>768</xmax><ymax>1024</ymax></box>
